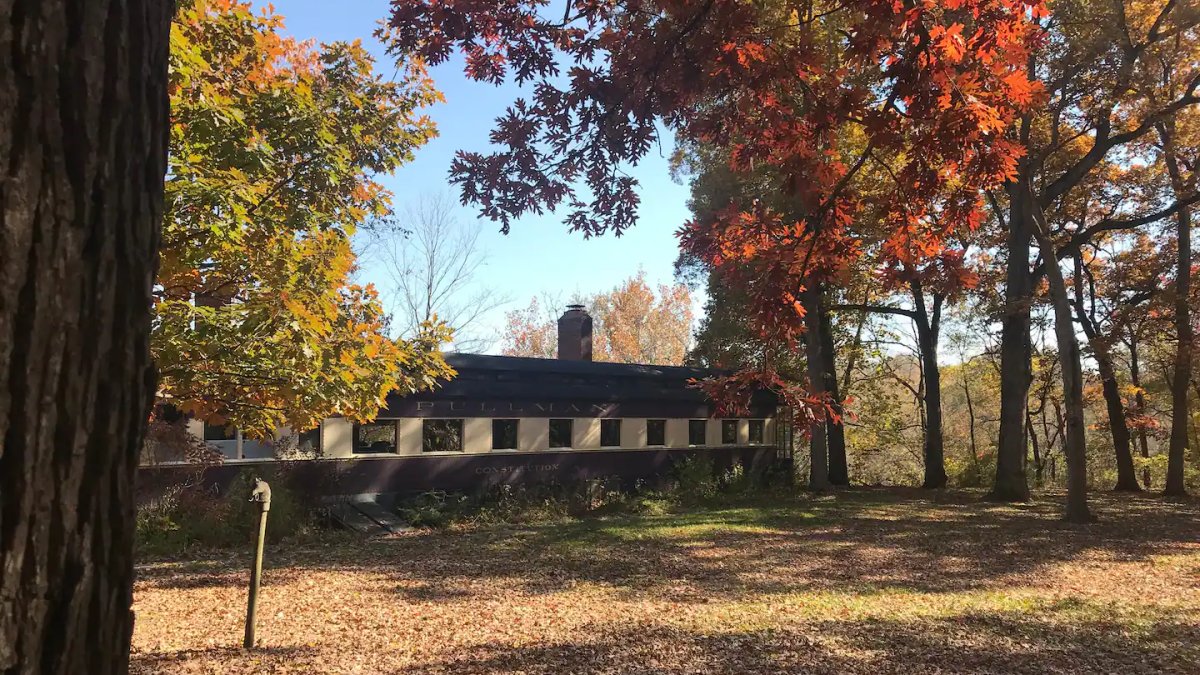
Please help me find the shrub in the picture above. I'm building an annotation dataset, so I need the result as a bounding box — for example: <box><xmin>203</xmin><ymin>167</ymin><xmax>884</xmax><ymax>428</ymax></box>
<box><xmin>948</xmin><ymin>451</ymin><xmax>994</xmax><ymax>488</ymax></box>
<box><xmin>138</xmin><ymin>453</ymin><xmax>795</xmax><ymax>542</ymax></box>
<box><xmin>473</xmin><ymin>483</ymin><xmax>572</xmax><ymax>524</ymax></box>
<box><xmin>136</xmin><ymin>466</ymin><xmax>317</xmax><ymax>555</ymax></box>
<box><xmin>396</xmin><ymin>490</ymin><xmax>472</xmax><ymax>528</ymax></box>
<box><xmin>140</xmin><ymin>417</ymin><xmax>224</xmax><ymax>467</ymax></box>
<box><xmin>673</xmin><ymin>455</ymin><xmax>717</xmax><ymax>502</ymax></box>
<box><xmin>1133</xmin><ymin>452</ymin><xmax>1200</xmax><ymax>492</ymax></box>
<box><xmin>719</xmin><ymin>463</ymin><xmax>753</xmax><ymax>494</ymax></box>
<box><xmin>394</xmin><ymin>477</ymin><xmax>685</xmax><ymax>529</ymax></box>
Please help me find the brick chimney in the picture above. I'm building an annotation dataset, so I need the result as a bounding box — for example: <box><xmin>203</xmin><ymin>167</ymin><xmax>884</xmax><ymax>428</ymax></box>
<box><xmin>557</xmin><ymin>304</ymin><xmax>593</xmax><ymax>361</ymax></box>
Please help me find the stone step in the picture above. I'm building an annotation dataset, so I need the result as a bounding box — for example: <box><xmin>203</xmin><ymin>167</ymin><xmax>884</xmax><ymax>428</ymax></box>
<box><xmin>353</xmin><ymin>501</ymin><xmax>412</xmax><ymax>534</ymax></box>
<box><xmin>327</xmin><ymin>502</ymin><xmax>385</xmax><ymax>534</ymax></box>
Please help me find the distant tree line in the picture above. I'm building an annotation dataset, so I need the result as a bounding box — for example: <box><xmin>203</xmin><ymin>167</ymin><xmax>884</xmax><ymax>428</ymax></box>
<box><xmin>500</xmin><ymin>271</ymin><xmax>695</xmax><ymax>365</ymax></box>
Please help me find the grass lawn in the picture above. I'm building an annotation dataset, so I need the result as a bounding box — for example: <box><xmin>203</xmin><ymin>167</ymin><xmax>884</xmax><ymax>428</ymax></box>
<box><xmin>130</xmin><ymin>488</ymin><xmax>1200</xmax><ymax>674</ymax></box>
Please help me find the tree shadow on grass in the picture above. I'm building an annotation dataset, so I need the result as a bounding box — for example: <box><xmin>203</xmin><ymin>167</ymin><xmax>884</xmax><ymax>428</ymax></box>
<box><xmin>136</xmin><ymin>488</ymin><xmax>1200</xmax><ymax>605</ymax></box>
<box><xmin>136</xmin><ymin>557</ymin><xmax>247</xmax><ymax>590</ymax></box>
<box><xmin>365</xmin><ymin>489</ymin><xmax>1200</xmax><ymax>602</ymax></box>
<box><xmin>387</xmin><ymin>600</ymin><xmax>1199</xmax><ymax>675</ymax></box>
<box><xmin>130</xmin><ymin>644</ymin><xmax>319</xmax><ymax>673</ymax></box>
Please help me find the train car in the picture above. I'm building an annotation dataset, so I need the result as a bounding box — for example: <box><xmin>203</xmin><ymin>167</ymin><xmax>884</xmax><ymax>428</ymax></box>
<box><xmin>139</xmin><ymin>306</ymin><xmax>791</xmax><ymax>498</ymax></box>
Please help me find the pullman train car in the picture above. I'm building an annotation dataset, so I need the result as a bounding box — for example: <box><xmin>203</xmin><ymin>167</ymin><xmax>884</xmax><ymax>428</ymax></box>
<box><xmin>141</xmin><ymin>306</ymin><xmax>791</xmax><ymax>498</ymax></box>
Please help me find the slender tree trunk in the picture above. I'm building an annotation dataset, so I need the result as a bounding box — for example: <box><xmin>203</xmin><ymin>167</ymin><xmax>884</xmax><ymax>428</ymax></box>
<box><xmin>1052</xmin><ymin>399</ymin><xmax>1065</xmax><ymax>474</ymax></box>
<box><xmin>1159</xmin><ymin>121</ymin><xmax>1192</xmax><ymax>497</ymax></box>
<box><xmin>1028</xmin><ymin>413</ymin><xmax>1042</xmax><ymax>486</ymax></box>
<box><xmin>803</xmin><ymin>286</ymin><xmax>830</xmax><ymax>490</ymax></box>
<box><xmin>912</xmin><ymin>282</ymin><xmax>947</xmax><ymax>488</ymax></box>
<box><xmin>993</xmin><ymin>185</ymin><xmax>1033</xmax><ymax>501</ymax></box>
<box><xmin>1192</xmin><ymin>381</ymin><xmax>1200</xmax><ymax>466</ymax></box>
<box><xmin>1070</xmin><ymin>254</ymin><xmax>1140</xmax><ymax>490</ymax></box>
<box><xmin>962</xmin><ymin>361</ymin><xmax>982</xmax><ymax>482</ymax></box>
<box><xmin>1128</xmin><ymin>335</ymin><xmax>1152</xmax><ymax>489</ymax></box>
<box><xmin>0</xmin><ymin>2</ymin><xmax>170</xmax><ymax>671</ymax></box>
<box><xmin>1030</xmin><ymin>199</ymin><xmax>1093</xmax><ymax>523</ymax></box>
<box><xmin>840</xmin><ymin>286</ymin><xmax>871</xmax><ymax>395</ymax></box>
<box><xmin>1097</xmin><ymin>355</ymin><xmax>1141</xmax><ymax>490</ymax></box>
<box><xmin>818</xmin><ymin>295</ymin><xmax>848</xmax><ymax>486</ymax></box>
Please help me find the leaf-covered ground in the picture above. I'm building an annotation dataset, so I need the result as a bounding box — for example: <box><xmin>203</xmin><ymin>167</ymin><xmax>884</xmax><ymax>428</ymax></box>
<box><xmin>131</xmin><ymin>489</ymin><xmax>1200</xmax><ymax>674</ymax></box>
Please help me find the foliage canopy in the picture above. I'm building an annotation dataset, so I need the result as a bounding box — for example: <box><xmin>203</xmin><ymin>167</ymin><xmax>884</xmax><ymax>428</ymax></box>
<box><xmin>158</xmin><ymin>0</ymin><xmax>454</xmax><ymax>435</ymax></box>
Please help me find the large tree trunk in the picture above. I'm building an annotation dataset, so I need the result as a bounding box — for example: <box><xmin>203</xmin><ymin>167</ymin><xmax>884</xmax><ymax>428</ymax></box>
<box><xmin>817</xmin><ymin>296</ymin><xmax>848</xmax><ymax>486</ymax></box>
<box><xmin>1160</xmin><ymin>121</ymin><xmax>1192</xmax><ymax>497</ymax></box>
<box><xmin>0</xmin><ymin>2</ymin><xmax>170</xmax><ymax>672</ymax></box>
<box><xmin>912</xmin><ymin>282</ymin><xmax>947</xmax><ymax>489</ymax></box>
<box><xmin>992</xmin><ymin>185</ymin><xmax>1033</xmax><ymax>501</ymax></box>
<box><xmin>1070</xmin><ymin>254</ymin><xmax>1140</xmax><ymax>491</ymax></box>
<box><xmin>803</xmin><ymin>286</ymin><xmax>830</xmax><ymax>491</ymax></box>
<box><xmin>1030</xmin><ymin>201</ymin><xmax>1093</xmax><ymax>523</ymax></box>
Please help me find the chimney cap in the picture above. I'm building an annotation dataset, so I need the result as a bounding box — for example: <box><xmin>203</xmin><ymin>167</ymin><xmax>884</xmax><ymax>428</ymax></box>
<box><xmin>565</xmin><ymin>303</ymin><xmax>586</xmax><ymax>311</ymax></box>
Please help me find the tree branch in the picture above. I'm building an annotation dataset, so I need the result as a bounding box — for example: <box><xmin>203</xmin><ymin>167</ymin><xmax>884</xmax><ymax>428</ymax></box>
<box><xmin>832</xmin><ymin>303</ymin><xmax>917</xmax><ymax>319</ymax></box>
<box><xmin>1032</xmin><ymin>191</ymin><xmax>1200</xmax><ymax>280</ymax></box>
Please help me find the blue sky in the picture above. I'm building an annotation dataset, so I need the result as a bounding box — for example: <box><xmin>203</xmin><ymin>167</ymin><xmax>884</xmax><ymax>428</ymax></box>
<box><xmin>269</xmin><ymin>0</ymin><xmax>696</xmax><ymax>351</ymax></box>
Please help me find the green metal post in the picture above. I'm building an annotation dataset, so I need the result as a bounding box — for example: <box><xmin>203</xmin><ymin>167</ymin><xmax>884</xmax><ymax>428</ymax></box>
<box><xmin>244</xmin><ymin>478</ymin><xmax>271</xmax><ymax>649</ymax></box>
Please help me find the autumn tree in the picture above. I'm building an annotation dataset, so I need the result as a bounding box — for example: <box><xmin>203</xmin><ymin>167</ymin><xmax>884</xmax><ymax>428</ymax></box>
<box><xmin>592</xmin><ymin>272</ymin><xmax>694</xmax><ymax>363</ymax></box>
<box><xmin>498</xmin><ymin>294</ymin><xmax>567</xmax><ymax>359</ymax></box>
<box><xmin>1067</xmin><ymin>225</ymin><xmax>1162</xmax><ymax>490</ymax></box>
<box><xmin>674</xmin><ymin>148</ymin><xmax>853</xmax><ymax>485</ymax></box>
<box><xmin>387</xmin><ymin>0</ymin><xmax>1045</xmax><ymax>491</ymax></box>
<box><xmin>987</xmin><ymin>0</ymin><xmax>1200</xmax><ymax>514</ymax></box>
<box><xmin>0</xmin><ymin>1</ymin><xmax>172</xmax><ymax>671</ymax></box>
<box><xmin>158</xmin><ymin>0</ymin><xmax>453</xmax><ymax>437</ymax></box>
<box><xmin>834</xmin><ymin>250</ymin><xmax>981</xmax><ymax>489</ymax></box>
<box><xmin>1156</xmin><ymin>108</ymin><xmax>1198</xmax><ymax>496</ymax></box>
<box><xmin>501</xmin><ymin>272</ymin><xmax>694</xmax><ymax>364</ymax></box>
<box><xmin>1119</xmin><ymin>289</ymin><xmax>1163</xmax><ymax>488</ymax></box>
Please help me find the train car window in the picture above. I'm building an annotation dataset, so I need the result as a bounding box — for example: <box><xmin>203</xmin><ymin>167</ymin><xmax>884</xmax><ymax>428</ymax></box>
<box><xmin>600</xmin><ymin>419</ymin><xmax>621</xmax><ymax>447</ymax></box>
<box><xmin>354</xmin><ymin>422</ymin><xmax>396</xmax><ymax>454</ymax></box>
<box><xmin>721</xmin><ymin>420</ymin><xmax>738</xmax><ymax>444</ymax></box>
<box><xmin>423</xmin><ymin>419</ymin><xmax>464</xmax><ymax>453</ymax></box>
<box><xmin>748</xmin><ymin>420</ymin><xmax>765</xmax><ymax>445</ymax></box>
<box><xmin>647</xmin><ymin>419</ymin><xmax>666</xmax><ymax>446</ymax></box>
<box><xmin>549</xmin><ymin>419</ymin><xmax>573</xmax><ymax>448</ymax></box>
<box><xmin>492</xmin><ymin>419</ymin><xmax>519</xmax><ymax>450</ymax></box>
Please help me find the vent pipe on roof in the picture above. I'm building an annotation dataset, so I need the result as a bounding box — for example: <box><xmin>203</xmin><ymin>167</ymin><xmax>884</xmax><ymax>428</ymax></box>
<box><xmin>557</xmin><ymin>304</ymin><xmax>593</xmax><ymax>362</ymax></box>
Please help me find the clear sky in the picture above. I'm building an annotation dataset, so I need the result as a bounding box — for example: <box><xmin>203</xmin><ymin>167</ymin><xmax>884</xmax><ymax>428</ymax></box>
<box><xmin>268</xmin><ymin>0</ymin><xmax>696</xmax><ymax>351</ymax></box>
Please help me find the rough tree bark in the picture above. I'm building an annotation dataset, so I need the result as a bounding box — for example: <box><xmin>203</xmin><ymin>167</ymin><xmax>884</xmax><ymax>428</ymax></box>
<box><xmin>802</xmin><ymin>287</ymin><xmax>831</xmax><ymax>491</ymax></box>
<box><xmin>817</xmin><ymin>297</ymin><xmax>848</xmax><ymax>486</ymax></box>
<box><xmin>993</xmin><ymin>183</ymin><xmax>1033</xmax><ymax>501</ymax></box>
<box><xmin>1159</xmin><ymin>120</ymin><xmax>1192</xmax><ymax>497</ymax></box>
<box><xmin>1030</xmin><ymin>197</ymin><xmax>1093</xmax><ymax>523</ymax></box>
<box><xmin>0</xmin><ymin>1</ymin><xmax>170</xmax><ymax>672</ymax></box>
